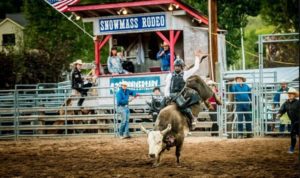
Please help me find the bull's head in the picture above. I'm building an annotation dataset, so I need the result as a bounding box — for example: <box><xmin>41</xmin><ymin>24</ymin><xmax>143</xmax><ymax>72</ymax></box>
<box><xmin>141</xmin><ymin>124</ymin><xmax>172</xmax><ymax>158</ymax></box>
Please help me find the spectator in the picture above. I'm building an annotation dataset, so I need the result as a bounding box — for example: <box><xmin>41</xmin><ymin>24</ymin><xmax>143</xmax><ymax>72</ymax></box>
<box><xmin>119</xmin><ymin>52</ymin><xmax>135</xmax><ymax>73</ymax></box>
<box><xmin>107</xmin><ymin>47</ymin><xmax>128</xmax><ymax>75</ymax></box>
<box><xmin>116</xmin><ymin>81</ymin><xmax>138</xmax><ymax>139</ymax></box>
<box><xmin>276</xmin><ymin>88</ymin><xmax>300</xmax><ymax>154</ymax></box>
<box><xmin>156</xmin><ymin>42</ymin><xmax>175</xmax><ymax>71</ymax></box>
<box><xmin>273</xmin><ymin>80</ymin><xmax>290</xmax><ymax>134</ymax></box>
<box><xmin>71</xmin><ymin>59</ymin><xmax>92</xmax><ymax>106</ymax></box>
<box><xmin>230</xmin><ymin>75</ymin><xmax>252</xmax><ymax>138</ymax></box>
<box><xmin>207</xmin><ymin>80</ymin><xmax>220</xmax><ymax>136</ymax></box>
<box><xmin>147</xmin><ymin>87</ymin><xmax>164</xmax><ymax>122</ymax></box>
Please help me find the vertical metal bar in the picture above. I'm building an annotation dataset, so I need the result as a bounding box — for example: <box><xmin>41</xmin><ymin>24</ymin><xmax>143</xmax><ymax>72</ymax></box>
<box><xmin>13</xmin><ymin>88</ymin><xmax>18</xmax><ymax>141</ymax></box>
<box><xmin>258</xmin><ymin>35</ymin><xmax>264</xmax><ymax>136</ymax></box>
<box><xmin>113</xmin><ymin>76</ymin><xmax>117</xmax><ymax>137</ymax></box>
<box><xmin>251</xmin><ymin>80</ymin><xmax>255</xmax><ymax>137</ymax></box>
<box><xmin>218</xmin><ymin>61</ymin><xmax>225</xmax><ymax>137</ymax></box>
<box><xmin>64</xmin><ymin>89</ymin><xmax>68</xmax><ymax>136</ymax></box>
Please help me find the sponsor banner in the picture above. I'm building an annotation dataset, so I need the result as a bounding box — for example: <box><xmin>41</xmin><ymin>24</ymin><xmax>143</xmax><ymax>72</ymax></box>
<box><xmin>110</xmin><ymin>76</ymin><xmax>160</xmax><ymax>94</ymax></box>
<box><xmin>97</xmin><ymin>13</ymin><xmax>167</xmax><ymax>35</ymax></box>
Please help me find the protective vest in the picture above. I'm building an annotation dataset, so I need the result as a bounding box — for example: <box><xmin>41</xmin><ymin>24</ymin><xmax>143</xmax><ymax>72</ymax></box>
<box><xmin>170</xmin><ymin>72</ymin><xmax>185</xmax><ymax>93</ymax></box>
<box><xmin>71</xmin><ymin>68</ymin><xmax>83</xmax><ymax>89</ymax></box>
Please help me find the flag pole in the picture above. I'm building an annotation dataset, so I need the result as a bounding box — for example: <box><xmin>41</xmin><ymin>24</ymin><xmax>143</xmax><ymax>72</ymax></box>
<box><xmin>43</xmin><ymin>0</ymin><xmax>94</xmax><ymax>39</ymax></box>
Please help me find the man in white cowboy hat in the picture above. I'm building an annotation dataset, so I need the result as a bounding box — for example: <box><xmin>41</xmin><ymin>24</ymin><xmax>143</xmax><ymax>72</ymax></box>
<box><xmin>71</xmin><ymin>59</ymin><xmax>92</xmax><ymax>106</ymax></box>
<box><xmin>276</xmin><ymin>87</ymin><xmax>300</xmax><ymax>154</ymax></box>
<box><xmin>116</xmin><ymin>81</ymin><xmax>139</xmax><ymax>139</ymax></box>
<box><xmin>156</xmin><ymin>41</ymin><xmax>175</xmax><ymax>71</ymax></box>
<box><xmin>230</xmin><ymin>75</ymin><xmax>252</xmax><ymax>138</ymax></box>
<box><xmin>273</xmin><ymin>79</ymin><xmax>290</xmax><ymax>133</ymax></box>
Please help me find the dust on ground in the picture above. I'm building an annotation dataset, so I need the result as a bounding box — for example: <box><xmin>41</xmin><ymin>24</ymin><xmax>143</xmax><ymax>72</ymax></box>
<box><xmin>0</xmin><ymin>137</ymin><xmax>299</xmax><ymax>177</ymax></box>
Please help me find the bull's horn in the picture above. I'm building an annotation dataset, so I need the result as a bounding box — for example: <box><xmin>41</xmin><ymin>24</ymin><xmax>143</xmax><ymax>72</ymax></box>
<box><xmin>140</xmin><ymin>124</ymin><xmax>150</xmax><ymax>135</ymax></box>
<box><xmin>161</xmin><ymin>124</ymin><xmax>172</xmax><ymax>136</ymax></box>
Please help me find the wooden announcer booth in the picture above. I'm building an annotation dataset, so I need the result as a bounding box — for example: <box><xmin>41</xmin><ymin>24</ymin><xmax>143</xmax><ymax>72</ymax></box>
<box><xmin>66</xmin><ymin>0</ymin><xmax>226</xmax><ymax>107</ymax></box>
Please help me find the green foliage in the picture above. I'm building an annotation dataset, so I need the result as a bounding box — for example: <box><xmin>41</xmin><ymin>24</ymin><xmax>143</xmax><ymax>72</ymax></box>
<box><xmin>0</xmin><ymin>0</ymin><xmax>22</xmax><ymax>18</ymax></box>
<box><xmin>23</xmin><ymin>0</ymin><xmax>95</xmax><ymax>83</ymax></box>
<box><xmin>242</xmin><ymin>16</ymin><xmax>275</xmax><ymax>69</ymax></box>
<box><xmin>260</xmin><ymin>0</ymin><xmax>299</xmax><ymax>32</ymax></box>
<box><xmin>183</xmin><ymin>0</ymin><xmax>261</xmax><ymax>66</ymax></box>
<box><xmin>0</xmin><ymin>52</ymin><xmax>22</xmax><ymax>89</ymax></box>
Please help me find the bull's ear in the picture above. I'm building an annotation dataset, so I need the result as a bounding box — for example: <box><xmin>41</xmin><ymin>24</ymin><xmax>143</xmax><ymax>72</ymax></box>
<box><xmin>161</xmin><ymin>124</ymin><xmax>172</xmax><ymax>136</ymax></box>
<box><xmin>140</xmin><ymin>124</ymin><xmax>150</xmax><ymax>135</ymax></box>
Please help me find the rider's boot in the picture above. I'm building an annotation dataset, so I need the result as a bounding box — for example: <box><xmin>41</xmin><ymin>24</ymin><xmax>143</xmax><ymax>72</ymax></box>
<box><xmin>183</xmin><ymin>108</ymin><xmax>197</xmax><ymax>131</ymax></box>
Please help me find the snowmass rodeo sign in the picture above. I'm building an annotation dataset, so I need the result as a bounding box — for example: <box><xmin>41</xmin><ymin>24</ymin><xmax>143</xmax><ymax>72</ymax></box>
<box><xmin>96</xmin><ymin>13</ymin><xmax>168</xmax><ymax>35</ymax></box>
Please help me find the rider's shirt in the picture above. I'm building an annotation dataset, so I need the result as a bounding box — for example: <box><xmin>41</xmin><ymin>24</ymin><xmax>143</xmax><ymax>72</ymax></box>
<box><xmin>164</xmin><ymin>56</ymin><xmax>201</xmax><ymax>97</ymax></box>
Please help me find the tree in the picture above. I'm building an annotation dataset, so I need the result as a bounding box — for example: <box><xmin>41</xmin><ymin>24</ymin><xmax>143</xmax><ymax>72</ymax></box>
<box><xmin>260</xmin><ymin>0</ymin><xmax>299</xmax><ymax>32</ymax></box>
<box><xmin>0</xmin><ymin>0</ymin><xmax>23</xmax><ymax>19</ymax></box>
<box><xmin>23</xmin><ymin>0</ymin><xmax>94</xmax><ymax>83</ymax></box>
<box><xmin>183</xmin><ymin>0</ymin><xmax>261</xmax><ymax>66</ymax></box>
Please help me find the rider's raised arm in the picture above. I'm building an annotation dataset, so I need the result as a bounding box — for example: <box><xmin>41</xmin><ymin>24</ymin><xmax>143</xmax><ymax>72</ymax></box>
<box><xmin>164</xmin><ymin>73</ymin><xmax>172</xmax><ymax>97</ymax></box>
<box><xmin>183</xmin><ymin>56</ymin><xmax>200</xmax><ymax>81</ymax></box>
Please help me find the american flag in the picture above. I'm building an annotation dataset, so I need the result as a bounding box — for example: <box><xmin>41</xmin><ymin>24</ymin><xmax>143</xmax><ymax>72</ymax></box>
<box><xmin>47</xmin><ymin>0</ymin><xmax>80</xmax><ymax>12</ymax></box>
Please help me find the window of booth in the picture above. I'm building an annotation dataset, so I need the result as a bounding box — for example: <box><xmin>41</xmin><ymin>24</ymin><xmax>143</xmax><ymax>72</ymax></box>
<box><xmin>102</xmin><ymin>31</ymin><xmax>183</xmax><ymax>76</ymax></box>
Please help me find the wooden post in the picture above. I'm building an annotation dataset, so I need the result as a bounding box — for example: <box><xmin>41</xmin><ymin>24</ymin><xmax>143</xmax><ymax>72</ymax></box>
<box><xmin>94</xmin><ymin>36</ymin><xmax>100</xmax><ymax>76</ymax></box>
<box><xmin>209</xmin><ymin>0</ymin><xmax>218</xmax><ymax>81</ymax></box>
<box><xmin>169</xmin><ymin>30</ymin><xmax>175</xmax><ymax>71</ymax></box>
<box><xmin>94</xmin><ymin>35</ymin><xmax>112</xmax><ymax>76</ymax></box>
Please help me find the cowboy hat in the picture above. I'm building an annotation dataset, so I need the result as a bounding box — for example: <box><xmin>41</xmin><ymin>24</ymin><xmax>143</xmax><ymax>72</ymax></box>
<box><xmin>74</xmin><ymin>59</ymin><xmax>83</xmax><ymax>65</ymax></box>
<box><xmin>207</xmin><ymin>80</ymin><xmax>217</xmax><ymax>85</ymax></box>
<box><xmin>234</xmin><ymin>75</ymin><xmax>246</xmax><ymax>82</ymax></box>
<box><xmin>280</xmin><ymin>79</ymin><xmax>287</xmax><ymax>84</ymax></box>
<box><xmin>161</xmin><ymin>41</ymin><xmax>169</xmax><ymax>47</ymax></box>
<box><xmin>287</xmin><ymin>87</ymin><xmax>299</xmax><ymax>96</ymax></box>
<box><xmin>120</xmin><ymin>81</ymin><xmax>128</xmax><ymax>86</ymax></box>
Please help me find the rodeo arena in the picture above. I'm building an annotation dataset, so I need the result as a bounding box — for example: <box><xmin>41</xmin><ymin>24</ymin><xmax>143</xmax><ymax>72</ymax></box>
<box><xmin>0</xmin><ymin>0</ymin><xmax>299</xmax><ymax>177</ymax></box>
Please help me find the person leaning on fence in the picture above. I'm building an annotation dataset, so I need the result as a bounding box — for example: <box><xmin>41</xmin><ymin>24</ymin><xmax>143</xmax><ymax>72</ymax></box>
<box><xmin>230</xmin><ymin>75</ymin><xmax>252</xmax><ymax>138</ymax></box>
<box><xmin>276</xmin><ymin>88</ymin><xmax>300</xmax><ymax>154</ymax></box>
<box><xmin>273</xmin><ymin>80</ymin><xmax>290</xmax><ymax>134</ymax></box>
<box><xmin>107</xmin><ymin>46</ymin><xmax>129</xmax><ymax>75</ymax></box>
<box><xmin>71</xmin><ymin>59</ymin><xmax>92</xmax><ymax>107</ymax></box>
<box><xmin>116</xmin><ymin>81</ymin><xmax>139</xmax><ymax>139</ymax></box>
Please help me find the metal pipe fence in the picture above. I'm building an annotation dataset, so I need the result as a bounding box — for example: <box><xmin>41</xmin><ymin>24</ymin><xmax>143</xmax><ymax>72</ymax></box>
<box><xmin>0</xmin><ymin>79</ymin><xmax>298</xmax><ymax>139</ymax></box>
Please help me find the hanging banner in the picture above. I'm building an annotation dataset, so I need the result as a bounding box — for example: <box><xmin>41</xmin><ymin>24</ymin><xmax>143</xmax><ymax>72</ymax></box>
<box><xmin>110</xmin><ymin>76</ymin><xmax>160</xmax><ymax>94</ymax></box>
<box><xmin>93</xmin><ymin>13</ymin><xmax>169</xmax><ymax>35</ymax></box>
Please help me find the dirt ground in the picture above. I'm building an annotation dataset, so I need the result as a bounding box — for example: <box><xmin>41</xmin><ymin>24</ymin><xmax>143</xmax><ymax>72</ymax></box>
<box><xmin>0</xmin><ymin>136</ymin><xmax>299</xmax><ymax>178</ymax></box>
